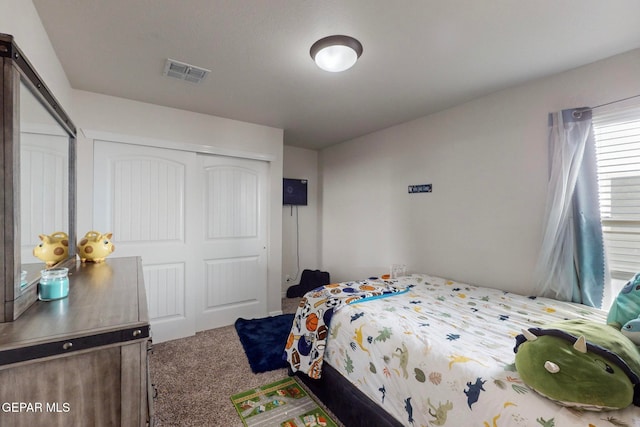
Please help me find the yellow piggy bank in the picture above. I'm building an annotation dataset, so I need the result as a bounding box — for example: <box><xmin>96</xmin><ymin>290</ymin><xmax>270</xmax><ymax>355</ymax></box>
<box><xmin>33</xmin><ymin>231</ymin><xmax>69</xmax><ymax>266</ymax></box>
<box><xmin>78</xmin><ymin>231</ymin><xmax>116</xmax><ymax>263</ymax></box>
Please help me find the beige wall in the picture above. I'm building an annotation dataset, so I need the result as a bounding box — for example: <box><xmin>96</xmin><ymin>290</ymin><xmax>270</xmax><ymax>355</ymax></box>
<box><xmin>320</xmin><ymin>49</ymin><xmax>640</xmax><ymax>295</ymax></box>
<box><xmin>282</xmin><ymin>146</ymin><xmax>320</xmax><ymax>292</ymax></box>
<box><xmin>1</xmin><ymin>0</ymin><xmax>73</xmax><ymax>114</ymax></box>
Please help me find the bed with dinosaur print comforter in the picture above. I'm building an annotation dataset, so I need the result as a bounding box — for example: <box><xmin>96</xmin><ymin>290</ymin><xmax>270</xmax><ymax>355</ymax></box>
<box><xmin>288</xmin><ymin>274</ymin><xmax>640</xmax><ymax>426</ymax></box>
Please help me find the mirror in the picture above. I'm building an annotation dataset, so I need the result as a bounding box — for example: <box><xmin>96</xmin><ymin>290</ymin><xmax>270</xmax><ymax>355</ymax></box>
<box><xmin>19</xmin><ymin>80</ymin><xmax>71</xmax><ymax>289</ymax></box>
<box><xmin>1</xmin><ymin>33</ymin><xmax>77</xmax><ymax>321</ymax></box>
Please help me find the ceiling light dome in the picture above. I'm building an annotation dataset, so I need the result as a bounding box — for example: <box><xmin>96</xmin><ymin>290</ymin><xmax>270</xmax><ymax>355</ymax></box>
<box><xmin>310</xmin><ymin>35</ymin><xmax>363</xmax><ymax>73</ymax></box>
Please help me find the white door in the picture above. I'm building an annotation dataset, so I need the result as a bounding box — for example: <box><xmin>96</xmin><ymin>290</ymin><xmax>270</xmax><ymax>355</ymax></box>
<box><xmin>92</xmin><ymin>140</ymin><xmax>270</xmax><ymax>342</ymax></box>
<box><xmin>195</xmin><ymin>154</ymin><xmax>268</xmax><ymax>331</ymax></box>
<box><xmin>20</xmin><ymin>128</ymin><xmax>69</xmax><ymax>263</ymax></box>
<box><xmin>93</xmin><ymin>141</ymin><xmax>199</xmax><ymax>342</ymax></box>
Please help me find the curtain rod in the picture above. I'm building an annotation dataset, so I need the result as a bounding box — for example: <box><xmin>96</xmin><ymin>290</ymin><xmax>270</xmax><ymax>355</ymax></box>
<box><xmin>589</xmin><ymin>93</ymin><xmax>640</xmax><ymax>111</ymax></box>
<box><xmin>572</xmin><ymin>93</ymin><xmax>640</xmax><ymax>118</ymax></box>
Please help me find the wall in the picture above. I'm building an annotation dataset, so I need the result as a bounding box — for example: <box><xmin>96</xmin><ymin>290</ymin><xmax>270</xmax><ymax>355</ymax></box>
<box><xmin>321</xmin><ymin>49</ymin><xmax>640</xmax><ymax>296</ymax></box>
<box><xmin>0</xmin><ymin>0</ymin><xmax>73</xmax><ymax>113</ymax></box>
<box><xmin>282</xmin><ymin>146</ymin><xmax>320</xmax><ymax>292</ymax></box>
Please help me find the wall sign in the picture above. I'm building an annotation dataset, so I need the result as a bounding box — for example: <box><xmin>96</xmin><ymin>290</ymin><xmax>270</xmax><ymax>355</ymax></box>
<box><xmin>408</xmin><ymin>184</ymin><xmax>432</xmax><ymax>194</ymax></box>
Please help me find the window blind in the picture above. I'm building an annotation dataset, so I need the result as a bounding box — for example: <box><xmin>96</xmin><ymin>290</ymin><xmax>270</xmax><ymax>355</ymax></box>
<box><xmin>592</xmin><ymin>101</ymin><xmax>640</xmax><ymax>279</ymax></box>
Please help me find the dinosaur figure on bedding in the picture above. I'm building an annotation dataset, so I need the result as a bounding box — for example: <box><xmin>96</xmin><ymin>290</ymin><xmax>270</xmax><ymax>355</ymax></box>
<box><xmin>403</xmin><ymin>397</ymin><xmax>414</xmax><ymax>425</ymax></box>
<box><xmin>464</xmin><ymin>377</ymin><xmax>487</xmax><ymax>409</ymax></box>
<box><xmin>392</xmin><ymin>343</ymin><xmax>409</xmax><ymax>379</ymax></box>
<box><xmin>427</xmin><ymin>398</ymin><xmax>453</xmax><ymax>426</ymax></box>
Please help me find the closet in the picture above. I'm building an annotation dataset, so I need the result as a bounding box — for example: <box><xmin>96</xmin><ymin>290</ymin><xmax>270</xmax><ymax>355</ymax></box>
<box><xmin>91</xmin><ymin>138</ymin><xmax>269</xmax><ymax>342</ymax></box>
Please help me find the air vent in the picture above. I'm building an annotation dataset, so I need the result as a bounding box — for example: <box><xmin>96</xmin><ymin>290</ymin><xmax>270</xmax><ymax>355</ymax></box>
<box><xmin>163</xmin><ymin>59</ymin><xmax>210</xmax><ymax>84</ymax></box>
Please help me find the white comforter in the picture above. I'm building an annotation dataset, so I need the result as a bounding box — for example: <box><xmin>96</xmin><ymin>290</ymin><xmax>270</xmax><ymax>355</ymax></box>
<box><xmin>322</xmin><ymin>274</ymin><xmax>640</xmax><ymax>426</ymax></box>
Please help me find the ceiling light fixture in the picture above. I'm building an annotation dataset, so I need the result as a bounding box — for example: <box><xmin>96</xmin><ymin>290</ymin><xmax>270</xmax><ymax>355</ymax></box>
<box><xmin>310</xmin><ymin>35</ymin><xmax>363</xmax><ymax>73</ymax></box>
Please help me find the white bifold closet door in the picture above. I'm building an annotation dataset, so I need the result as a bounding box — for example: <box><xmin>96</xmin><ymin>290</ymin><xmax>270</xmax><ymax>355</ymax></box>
<box><xmin>93</xmin><ymin>140</ymin><xmax>268</xmax><ymax>342</ymax></box>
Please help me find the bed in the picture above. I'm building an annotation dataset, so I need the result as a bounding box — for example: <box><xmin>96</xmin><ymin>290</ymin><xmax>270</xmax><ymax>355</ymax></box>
<box><xmin>286</xmin><ymin>274</ymin><xmax>640</xmax><ymax>426</ymax></box>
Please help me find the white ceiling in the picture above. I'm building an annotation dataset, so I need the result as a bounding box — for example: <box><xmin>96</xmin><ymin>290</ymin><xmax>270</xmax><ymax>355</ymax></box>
<box><xmin>33</xmin><ymin>0</ymin><xmax>640</xmax><ymax>150</ymax></box>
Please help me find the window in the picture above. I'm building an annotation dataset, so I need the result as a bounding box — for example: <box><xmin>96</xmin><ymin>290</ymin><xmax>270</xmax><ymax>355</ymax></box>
<box><xmin>593</xmin><ymin>101</ymin><xmax>640</xmax><ymax>280</ymax></box>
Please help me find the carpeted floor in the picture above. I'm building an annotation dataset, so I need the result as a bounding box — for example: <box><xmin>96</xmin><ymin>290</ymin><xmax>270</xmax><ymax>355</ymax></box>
<box><xmin>149</xmin><ymin>297</ymin><xmax>343</xmax><ymax>426</ymax></box>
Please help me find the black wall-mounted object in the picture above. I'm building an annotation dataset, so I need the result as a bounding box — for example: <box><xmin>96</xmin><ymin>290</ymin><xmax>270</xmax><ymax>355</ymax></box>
<box><xmin>283</xmin><ymin>178</ymin><xmax>308</xmax><ymax>206</ymax></box>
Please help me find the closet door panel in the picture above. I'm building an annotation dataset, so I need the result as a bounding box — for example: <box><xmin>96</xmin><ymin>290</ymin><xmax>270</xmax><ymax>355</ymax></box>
<box><xmin>196</xmin><ymin>155</ymin><xmax>268</xmax><ymax>330</ymax></box>
<box><xmin>93</xmin><ymin>141</ymin><xmax>198</xmax><ymax>342</ymax></box>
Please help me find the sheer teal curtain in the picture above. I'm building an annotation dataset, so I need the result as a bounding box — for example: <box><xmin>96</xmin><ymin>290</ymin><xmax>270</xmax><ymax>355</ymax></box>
<box><xmin>533</xmin><ymin>108</ymin><xmax>608</xmax><ymax>307</ymax></box>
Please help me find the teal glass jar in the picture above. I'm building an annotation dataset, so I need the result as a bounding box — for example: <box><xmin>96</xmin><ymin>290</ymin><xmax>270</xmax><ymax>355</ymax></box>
<box><xmin>38</xmin><ymin>267</ymin><xmax>70</xmax><ymax>301</ymax></box>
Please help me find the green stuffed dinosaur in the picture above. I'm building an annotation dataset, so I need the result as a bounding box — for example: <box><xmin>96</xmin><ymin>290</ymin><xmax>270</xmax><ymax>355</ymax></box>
<box><xmin>514</xmin><ymin>318</ymin><xmax>640</xmax><ymax>411</ymax></box>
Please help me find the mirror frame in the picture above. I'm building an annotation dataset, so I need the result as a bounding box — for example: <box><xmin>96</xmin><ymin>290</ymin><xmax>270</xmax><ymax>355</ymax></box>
<box><xmin>0</xmin><ymin>33</ymin><xmax>77</xmax><ymax>322</ymax></box>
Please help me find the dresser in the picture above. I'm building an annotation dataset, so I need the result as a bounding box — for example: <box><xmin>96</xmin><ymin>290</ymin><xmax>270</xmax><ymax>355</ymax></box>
<box><xmin>0</xmin><ymin>257</ymin><xmax>152</xmax><ymax>426</ymax></box>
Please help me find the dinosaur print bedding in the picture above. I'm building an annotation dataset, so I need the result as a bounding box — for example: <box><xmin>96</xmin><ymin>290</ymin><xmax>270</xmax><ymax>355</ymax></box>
<box><xmin>314</xmin><ymin>274</ymin><xmax>640</xmax><ymax>426</ymax></box>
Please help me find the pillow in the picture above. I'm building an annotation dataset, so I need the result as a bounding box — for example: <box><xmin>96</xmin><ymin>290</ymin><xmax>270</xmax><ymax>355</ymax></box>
<box><xmin>514</xmin><ymin>319</ymin><xmax>640</xmax><ymax>411</ymax></box>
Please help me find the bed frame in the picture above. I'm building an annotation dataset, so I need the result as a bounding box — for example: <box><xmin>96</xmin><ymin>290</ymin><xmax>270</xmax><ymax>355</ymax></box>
<box><xmin>292</xmin><ymin>364</ymin><xmax>403</xmax><ymax>427</ymax></box>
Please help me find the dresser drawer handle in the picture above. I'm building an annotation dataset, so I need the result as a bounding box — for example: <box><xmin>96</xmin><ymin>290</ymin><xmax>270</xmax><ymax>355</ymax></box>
<box><xmin>133</xmin><ymin>329</ymin><xmax>142</xmax><ymax>337</ymax></box>
<box><xmin>62</xmin><ymin>342</ymin><xmax>73</xmax><ymax>350</ymax></box>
